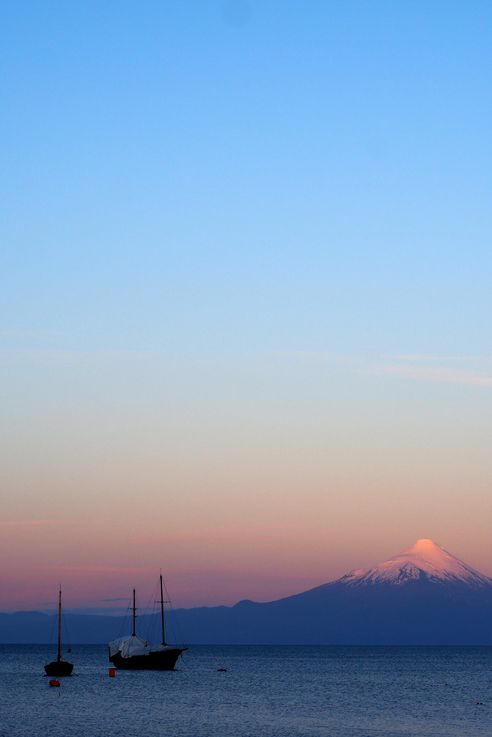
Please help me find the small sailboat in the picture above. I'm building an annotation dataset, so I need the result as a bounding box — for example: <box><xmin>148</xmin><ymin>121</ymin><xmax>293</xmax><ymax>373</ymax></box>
<box><xmin>108</xmin><ymin>575</ymin><xmax>186</xmax><ymax>670</ymax></box>
<box><xmin>44</xmin><ymin>588</ymin><xmax>74</xmax><ymax>677</ymax></box>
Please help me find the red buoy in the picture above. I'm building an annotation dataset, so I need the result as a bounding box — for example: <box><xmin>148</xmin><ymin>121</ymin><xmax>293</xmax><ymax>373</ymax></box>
<box><xmin>108</xmin><ymin>668</ymin><xmax>116</xmax><ymax>678</ymax></box>
<box><xmin>49</xmin><ymin>679</ymin><xmax>60</xmax><ymax>687</ymax></box>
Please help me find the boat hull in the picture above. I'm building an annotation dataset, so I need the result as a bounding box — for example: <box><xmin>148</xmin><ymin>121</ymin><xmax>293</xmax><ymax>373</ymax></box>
<box><xmin>109</xmin><ymin>647</ymin><xmax>185</xmax><ymax>671</ymax></box>
<box><xmin>44</xmin><ymin>660</ymin><xmax>74</xmax><ymax>677</ymax></box>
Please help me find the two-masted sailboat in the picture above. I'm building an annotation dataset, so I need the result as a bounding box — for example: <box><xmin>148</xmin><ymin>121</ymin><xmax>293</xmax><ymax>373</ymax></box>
<box><xmin>108</xmin><ymin>575</ymin><xmax>186</xmax><ymax>670</ymax></box>
<box><xmin>44</xmin><ymin>588</ymin><xmax>74</xmax><ymax>677</ymax></box>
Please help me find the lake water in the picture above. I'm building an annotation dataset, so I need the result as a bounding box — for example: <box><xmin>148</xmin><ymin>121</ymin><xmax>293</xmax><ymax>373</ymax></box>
<box><xmin>0</xmin><ymin>645</ymin><xmax>491</xmax><ymax>736</ymax></box>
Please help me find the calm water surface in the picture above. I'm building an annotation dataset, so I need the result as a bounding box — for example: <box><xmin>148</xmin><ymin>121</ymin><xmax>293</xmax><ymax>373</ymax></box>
<box><xmin>1</xmin><ymin>645</ymin><xmax>491</xmax><ymax>737</ymax></box>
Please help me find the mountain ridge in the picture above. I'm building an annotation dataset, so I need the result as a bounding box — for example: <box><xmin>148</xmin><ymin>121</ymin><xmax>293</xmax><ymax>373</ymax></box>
<box><xmin>2</xmin><ymin>539</ymin><xmax>492</xmax><ymax>644</ymax></box>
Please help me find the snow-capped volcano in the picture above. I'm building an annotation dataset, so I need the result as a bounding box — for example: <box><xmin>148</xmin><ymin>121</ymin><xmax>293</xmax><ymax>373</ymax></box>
<box><xmin>339</xmin><ymin>538</ymin><xmax>491</xmax><ymax>588</ymax></box>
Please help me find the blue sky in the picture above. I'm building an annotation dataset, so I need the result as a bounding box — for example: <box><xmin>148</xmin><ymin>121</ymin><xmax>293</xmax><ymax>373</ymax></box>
<box><xmin>2</xmin><ymin>1</ymin><xmax>491</xmax><ymax>358</ymax></box>
<box><xmin>1</xmin><ymin>1</ymin><xmax>492</xmax><ymax>608</ymax></box>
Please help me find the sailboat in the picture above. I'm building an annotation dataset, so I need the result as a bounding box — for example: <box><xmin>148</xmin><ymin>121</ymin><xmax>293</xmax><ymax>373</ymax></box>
<box><xmin>44</xmin><ymin>588</ymin><xmax>74</xmax><ymax>677</ymax></box>
<box><xmin>108</xmin><ymin>575</ymin><xmax>186</xmax><ymax>670</ymax></box>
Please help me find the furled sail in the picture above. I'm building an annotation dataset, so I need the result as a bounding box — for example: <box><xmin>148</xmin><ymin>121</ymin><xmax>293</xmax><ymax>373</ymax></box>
<box><xmin>109</xmin><ymin>635</ymin><xmax>149</xmax><ymax>659</ymax></box>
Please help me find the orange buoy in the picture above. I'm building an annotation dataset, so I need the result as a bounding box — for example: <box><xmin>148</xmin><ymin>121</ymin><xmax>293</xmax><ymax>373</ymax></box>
<box><xmin>49</xmin><ymin>679</ymin><xmax>60</xmax><ymax>687</ymax></box>
<box><xmin>108</xmin><ymin>668</ymin><xmax>116</xmax><ymax>678</ymax></box>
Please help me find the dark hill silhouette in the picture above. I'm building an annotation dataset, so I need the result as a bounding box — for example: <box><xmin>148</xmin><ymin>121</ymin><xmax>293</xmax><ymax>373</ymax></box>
<box><xmin>3</xmin><ymin>540</ymin><xmax>492</xmax><ymax>645</ymax></box>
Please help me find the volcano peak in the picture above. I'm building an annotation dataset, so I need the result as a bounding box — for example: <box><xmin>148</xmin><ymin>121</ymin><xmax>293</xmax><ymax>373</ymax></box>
<box><xmin>340</xmin><ymin>538</ymin><xmax>491</xmax><ymax>588</ymax></box>
<box><xmin>412</xmin><ymin>538</ymin><xmax>437</xmax><ymax>548</ymax></box>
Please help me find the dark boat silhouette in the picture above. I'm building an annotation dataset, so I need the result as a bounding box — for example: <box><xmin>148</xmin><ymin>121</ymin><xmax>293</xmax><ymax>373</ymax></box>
<box><xmin>44</xmin><ymin>588</ymin><xmax>74</xmax><ymax>677</ymax></box>
<box><xmin>108</xmin><ymin>575</ymin><xmax>186</xmax><ymax>670</ymax></box>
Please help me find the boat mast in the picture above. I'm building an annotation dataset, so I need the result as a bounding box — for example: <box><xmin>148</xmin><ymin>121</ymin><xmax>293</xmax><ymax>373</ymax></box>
<box><xmin>160</xmin><ymin>574</ymin><xmax>167</xmax><ymax>646</ymax></box>
<box><xmin>57</xmin><ymin>587</ymin><xmax>62</xmax><ymax>662</ymax></box>
<box><xmin>132</xmin><ymin>588</ymin><xmax>136</xmax><ymax>637</ymax></box>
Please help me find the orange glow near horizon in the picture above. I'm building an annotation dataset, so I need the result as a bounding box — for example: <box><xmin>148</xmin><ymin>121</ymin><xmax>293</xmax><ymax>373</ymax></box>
<box><xmin>2</xmin><ymin>339</ymin><xmax>492</xmax><ymax>613</ymax></box>
<box><xmin>2</xmin><ymin>505</ymin><xmax>492</xmax><ymax>611</ymax></box>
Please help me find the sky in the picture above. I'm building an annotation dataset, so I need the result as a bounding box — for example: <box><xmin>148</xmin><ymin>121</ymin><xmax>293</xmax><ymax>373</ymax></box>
<box><xmin>1</xmin><ymin>0</ymin><xmax>492</xmax><ymax>612</ymax></box>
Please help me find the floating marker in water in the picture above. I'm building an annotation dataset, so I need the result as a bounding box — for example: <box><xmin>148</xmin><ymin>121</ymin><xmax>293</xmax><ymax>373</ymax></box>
<box><xmin>108</xmin><ymin>668</ymin><xmax>116</xmax><ymax>678</ymax></box>
<box><xmin>49</xmin><ymin>679</ymin><xmax>60</xmax><ymax>687</ymax></box>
